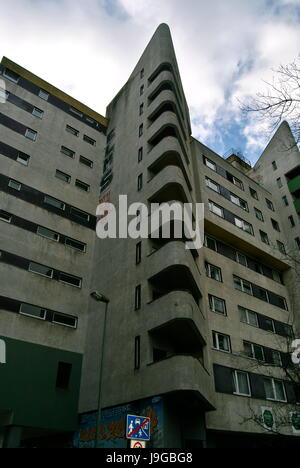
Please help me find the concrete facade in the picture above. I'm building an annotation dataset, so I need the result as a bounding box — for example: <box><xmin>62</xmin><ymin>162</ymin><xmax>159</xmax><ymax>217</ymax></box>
<box><xmin>1</xmin><ymin>24</ymin><xmax>300</xmax><ymax>448</ymax></box>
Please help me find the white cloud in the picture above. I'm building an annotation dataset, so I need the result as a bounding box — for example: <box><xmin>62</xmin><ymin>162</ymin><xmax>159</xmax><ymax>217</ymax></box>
<box><xmin>0</xmin><ymin>0</ymin><xmax>299</xmax><ymax>162</ymax></box>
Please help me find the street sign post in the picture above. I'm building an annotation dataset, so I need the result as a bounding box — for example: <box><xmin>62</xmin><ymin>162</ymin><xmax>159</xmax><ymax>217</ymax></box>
<box><xmin>126</xmin><ymin>414</ymin><xmax>150</xmax><ymax>441</ymax></box>
<box><xmin>130</xmin><ymin>440</ymin><xmax>146</xmax><ymax>448</ymax></box>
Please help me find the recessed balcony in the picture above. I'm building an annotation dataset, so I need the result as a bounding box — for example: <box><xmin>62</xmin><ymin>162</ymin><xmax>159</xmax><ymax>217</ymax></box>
<box><xmin>148</xmin><ymin>90</ymin><xmax>187</xmax><ymax>138</ymax></box>
<box><xmin>147</xmin><ymin>241</ymin><xmax>202</xmax><ymax>304</ymax></box>
<box><xmin>147</xmin><ymin>165</ymin><xmax>192</xmax><ymax>206</ymax></box>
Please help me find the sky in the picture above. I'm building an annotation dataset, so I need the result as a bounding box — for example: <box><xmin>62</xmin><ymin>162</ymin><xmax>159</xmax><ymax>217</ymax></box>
<box><xmin>1</xmin><ymin>0</ymin><xmax>300</xmax><ymax>164</ymax></box>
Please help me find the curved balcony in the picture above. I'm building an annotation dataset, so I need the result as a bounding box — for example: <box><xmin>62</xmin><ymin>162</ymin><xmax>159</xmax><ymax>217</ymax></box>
<box><xmin>147</xmin><ymin>290</ymin><xmax>207</xmax><ymax>345</ymax></box>
<box><xmin>148</xmin><ymin>78</ymin><xmax>185</xmax><ymax>120</ymax></box>
<box><xmin>148</xmin><ymin>89</ymin><xmax>187</xmax><ymax>137</ymax></box>
<box><xmin>147</xmin><ymin>111</ymin><xmax>189</xmax><ymax>164</ymax></box>
<box><xmin>147</xmin><ymin>136</ymin><xmax>191</xmax><ymax>188</ymax></box>
<box><xmin>147</xmin><ymin>241</ymin><xmax>201</xmax><ymax>303</ymax></box>
<box><xmin>147</xmin><ymin>165</ymin><xmax>192</xmax><ymax>206</ymax></box>
<box><xmin>141</xmin><ymin>355</ymin><xmax>214</xmax><ymax>410</ymax></box>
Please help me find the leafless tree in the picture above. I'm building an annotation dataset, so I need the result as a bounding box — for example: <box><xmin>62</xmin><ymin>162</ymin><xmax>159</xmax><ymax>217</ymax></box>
<box><xmin>240</xmin><ymin>58</ymin><xmax>300</xmax><ymax>147</ymax></box>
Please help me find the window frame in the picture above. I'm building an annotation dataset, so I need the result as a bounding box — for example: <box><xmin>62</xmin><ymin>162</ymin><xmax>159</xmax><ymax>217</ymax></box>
<box><xmin>212</xmin><ymin>331</ymin><xmax>231</xmax><ymax>353</ymax></box>
<box><xmin>233</xmin><ymin>370</ymin><xmax>251</xmax><ymax>397</ymax></box>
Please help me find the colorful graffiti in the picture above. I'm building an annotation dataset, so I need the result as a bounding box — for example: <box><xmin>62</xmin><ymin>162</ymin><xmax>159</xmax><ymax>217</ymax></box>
<box><xmin>73</xmin><ymin>396</ymin><xmax>163</xmax><ymax>448</ymax></box>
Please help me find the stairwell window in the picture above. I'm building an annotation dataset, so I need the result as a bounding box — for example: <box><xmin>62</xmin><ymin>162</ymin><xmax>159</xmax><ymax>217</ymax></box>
<box><xmin>140</xmin><ymin>69</ymin><xmax>144</xmax><ymax>79</ymax></box>
<box><xmin>260</xmin><ymin>230</ymin><xmax>270</xmax><ymax>245</ymax></box>
<box><xmin>137</xmin><ymin>174</ymin><xmax>143</xmax><ymax>191</ymax></box>
<box><xmin>140</xmin><ymin>85</ymin><xmax>144</xmax><ymax>96</ymax></box>
<box><xmin>272</xmin><ymin>161</ymin><xmax>277</xmax><ymax>170</ymax></box>
<box><xmin>139</xmin><ymin>103</ymin><xmax>144</xmax><ymax>116</ymax></box>
<box><xmin>282</xmin><ymin>195</ymin><xmax>289</xmax><ymax>206</ymax></box>
<box><xmin>264</xmin><ymin>378</ymin><xmax>286</xmax><ymax>402</ymax></box>
<box><xmin>209</xmin><ymin>295</ymin><xmax>226</xmax><ymax>316</ymax></box>
<box><xmin>139</xmin><ymin>124</ymin><xmax>143</xmax><ymax>137</ymax></box>
<box><xmin>266</xmin><ymin>198</ymin><xmax>274</xmax><ymax>211</ymax></box>
<box><xmin>288</xmin><ymin>215</ymin><xmax>295</xmax><ymax>227</ymax></box>
<box><xmin>271</xmin><ymin>219</ymin><xmax>280</xmax><ymax>232</ymax></box>
<box><xmin>17</xmin><ymin>151</ymin><xmax>30</xmax><ymax>166</ymax></box>
<box><xmin>75</xmin><ymin>180</ymin><xmax>90</xmax><ymax>192</ymax></box>
<box><xmin>138</xmin><ymin>147</ymin><xmax>143</xmax><ymax>162</ymax></box>
<box><xmin>136</xmin><ymin>242</ymin><xmax>142</xmax><ymax>265</ymax></box>
<box><xmin>205</xmin><ymin>262</ymin><xmax>222</xmax><ymax>282</ymax></box>
<box><xmin>233</xmin><ymin>370</ymin><xmax>251</xmax><ymax>396</ymax></box>
<box><xmin>277</xmin><ymin>240</ymin><xmax>286</xmax><ymax>255</ymax></box>
<box><xmin>250</xmin><ymin>187</ymin><xmax>258</xmax><ymax>200</ymax></box>
<box><xmin>134</xmin><ymin>336</ymin><xmax>141</xmax><ymax>370</ymax></box>
<box><xmin>25</xmin><ymin>128</ymin><xmax>37</xmax><ymax>141</ymax></box>
<box><xmin>295</xmin><ymin>237</ymin><xmax>300</xmax><ymax>250</ymax></box>
<box><xmin>213</xmin><ymin>331</ymin><xmax>231</xmax><ymax>353</ymax></box>
<box><xmin>255</xmin><ymin>208</ymin><xmax>264</xmax><ymax>221</ymax></box>
<box><xmin>83</xmin><ymin>135</ymin><xmax>96</xmax><ymax>146</ymax></box>
<box><xmin>135</xmin><ymin>285</ymin><xmax>141</xmax><ymax>310</ymax></box>
<box><xmin>276</xmin><ymin>177</ymin><xmax>283</xmax><ymax>188</ymax></box>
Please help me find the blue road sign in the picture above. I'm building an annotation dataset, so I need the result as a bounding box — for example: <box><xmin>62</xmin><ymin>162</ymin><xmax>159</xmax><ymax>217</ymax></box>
<box><xmin>126</xmin><ymin>414</ymin><xmax>150</xmax><ymax>441</ymax></box>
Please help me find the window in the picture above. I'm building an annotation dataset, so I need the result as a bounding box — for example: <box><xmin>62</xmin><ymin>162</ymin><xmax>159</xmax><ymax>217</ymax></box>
<box><xmin>136</xmin><ymin>242</ymin><xmax>142</xmax><ymax>265</ymax></box>
<box><xmin>44</xmin><ymin>195</ymin><xmax>65</xmax><ymax>211</ymax></box>
<box><xmin>260</xmin><ymin>230</ymin><xmax>270</xmax><ymax>245</ymax></box>
<box><xmin>234</xmin><ymin>276</ymin><xmax>252</xmax><ymax>295</ymax></box>
<box><xmin>209</xmin><ymin>201</ymin><xmax>224</xmax><ymax>218</ymax></box>
<box><xmin>59</xmin><ymin>272</ymin><xmax>81</xmax><ymax>288</ymax></box>
<box><xmin>244</xmin><ymin>341</ymin><xmax>265</xmax><ymax>361</ymax></box>
<box><xmin>234</xmin><ymin>216</ymin><xmax>253</xmax><ymax>235</ymax></box>
<box><xmin>271</xmin><ymin>219</ymin><xmax>280</xmax><ymax>232</ymax></box>
<box><xmin>38</xmin><ymin>89</ymin><xmax>49</xmax><ymax>101</ymax></box>
<box><xmin>233</xmin><ymin>370</ymin><xmax>251</xmax><ymax>396</ymax></box>
<box><xmin>32</xmin><ymin>107</ymin><xmax>43</xmax><ymax>119</ymax></box>
<box><xmin>205</xmin><ymin>177</ymin><xmax>220</xmax><ymax>193</ymax></box>
<box><xmin>70</xmin><ymin>207</ymin><xmax>89</xmax><ymax>221</ymax></box>
<box><xmin>264</xmin><ymin>378</ymin><xmax>286</xmax><ymax>402</ymax></box>
<box><xmin>270</xmin><ymin>350</ymin><xmax>282</xmax><ymax>366</ymax></box>
<box><xmin>138</xmin><ymin>147</ymin><xmax>143</xmax><ymax>162</ymax></box>
<box><xmin>205</xmin><ymin>235</ymin><xmax>217</xmax><ymax>251</ymax></box>
<box><xmin>56</xmin><ymin>362</ymin><xmax>72</xmax><ymax>389</ymax></box>
<box><xmin>61</xmin><ymin>146</ymin><xmax>75</xmax><ymax>158</ymax></box>
<box><xmin>79</xmin><ymin>155</ymin><xmax>93</xmax><ymax>168</ymax></box>
<box><xmin>204</xmin><ymin>157</ymin><xmax>216</xmax><ymax>172</ymax></box>
<box><xmin>276</xmin><ymin>177</ymin><xmax>283</xmax><ymax>188</ymax></box>
<box><xmin>213</xmin><ymin>331</ymin><xmax>231</xmax><ymax>353</ymax></box>
<box><xmin>255</xmin><ymin>208</ymin><xmax>264</xmax><ymax>221</ymax></box>
<box><xmin>139</xmin><ymin>103</ymin><xmax>144</xmax><ymax>115</ymax></box>
<box><xmin>227</xmin><ymin>173</ymin><xmax>243</xmax><ymax>190</ymax></box>
<box><xmin>272</xmin><ymin>161</ymin><xmax>277</xmax><ymax>170</ymax></box>
<box><xmin>236</xmin><ymin>252</ymin><xmax>247</xmax><ymax>267</ymax></box>
<box><xmin>65</xmin><ymin>238</ymin><xmax>86</xmax><ymax>252</ymax></box>
<box><xmin>264</xmin><ymin>317</ymin><xmax>275</xmax><ymax>333</ymax></box>
<box><xmin>37</xmin><ymin>226</ymin><xmax>59</xmax><ymax>242</ymax></box>
<box><xmin>69</xmin><ymin>107</ymin><xmax>83</xmax><ymax>118</ymax></box>
<box><xmin>266</xmin><ymin>198</ymin><xmax>274</xmax><ymax>211</ymax></box>
<box><xmin>209</xmin><ymin>295</ymin><xmax>226</xmax><ymax>315</ymax></box>
<box><xmin>140</xmin><ymin>68</ymin><xmax>144</xmax><ymax>79</ymax></box>
<box><xmin>296</xmin><ymin>237</ymin><xmax>300</xmax><ymax>250</ymax></box>
<box><xmin>17</xmin><ymin>151</ymin><xmax>30</xmax><ymax>165</ymax></box>
<box><xmin>53</xmin><ymin>313</ymin><xmax>77</xmax><ymax>328</ymax></box>
<box><xmin>272</xmin><ymin>270</ymin><xmax>282</xmax><ymax>284</ymax></box>
<box><xmin>205</xmin><ymin>263</ymin><xmax>222</xmax><ymax>282</ymax></box>
<box><xmin>250</xmin><ymin>187</ymin><xmax>258</xmax><ymax>200</ymax></box>
<box><xmin>288</xmin><ymin>215</ymin><xmax>295</xmax><ymax>228</ymax></box>
<box><xmin>277</xmin><ymin>240</ymin><xmax>286</xmax><ymax>255</ymax></box>
<box><xmin>3</xmin><ymin>68</ymin><xmax>19</xmax><ymax>83</ymax></box>
<box><xmin>239</xmin><ymin>306</ymin><xmax>258</xmax><ymax>327</ymax></box>
<box><xmin>25</xmin><ymin>128</ymin><xmax>37</xmax><ymax>141</ymax></box>
<box><xmin>257</xmin><ymin>287</ymin><xmax>268</xmax><ymax>302</ymax></box>
<box><xmin>137</xmin><ymin>174</ymin><xmax>143</xmax><ymax>191</ymax></box>
<box><xmin>29</xmin><ymin>262</ymin><xmax>53</xmax><ymax>278</ymax></box>
<box><xmin>8</xmin><ymin>180</ymin><xmax>21</xmax><ymax>191</ymax></box>
<box><xmin>0</xmin><ymin>210</ymin><xmax>12</xmax><ymax>223</ymax></box>
<box><xmin>66</xmin><ymin>125</ymin><xmax>79</xmax><ymax>136</ymax></box>
<box><xmin>55</xmin><ymin>170</ymin><xmax>71</xmax><ymax>183</ymax></box>
<box><xmin>135</xmin><ymin>285</ymin><xmax>141</xmax><ymax>310</ymax></box>
<box><xmin>75</xmin><ymin>180</ymin><xmax>90</xmax><ymax>192</ymax></box>
<box><xmin>83</xmin><ymin>135</ymin><xmax>96</xmax><ymax>146</ymax></box>
<box><xmin>20</xmin><ymin>303</ymin><xmax>46</xmax><ymax>320</ymax></box>
<box><xmin>140</xmin><ymin>85</ymin><xmax>144</xmax><ymax>96</ymax></box>
<box><xmin>282</xmin><ymin>195</ymin><xmax>289</xmax><ymax>206</ymax></box>
<box><xmin>134</xmin><ymin>336</ymin><xmax>141</xmax><ymax>370</ymax></box>
<box><xmin>230</xmin><ymin>193</ymin><xmax>248</xmax><ymax>211</ymax></box>
<box><xmin>139</xmin><ymin>124</ymin><xmax>143</xmax><ymax>137</ymax></box>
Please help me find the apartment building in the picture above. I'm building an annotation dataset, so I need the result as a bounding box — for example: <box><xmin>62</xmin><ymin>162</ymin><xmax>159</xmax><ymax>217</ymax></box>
<box><xmin>0</xmin><ymin>57</ymin><xmax>107</xmax><ymax>447</ymax></box>
<box><xmin>1</xmin><ymin>23</ymin><xmax>300</xmax><ymax>448</ymax></box>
